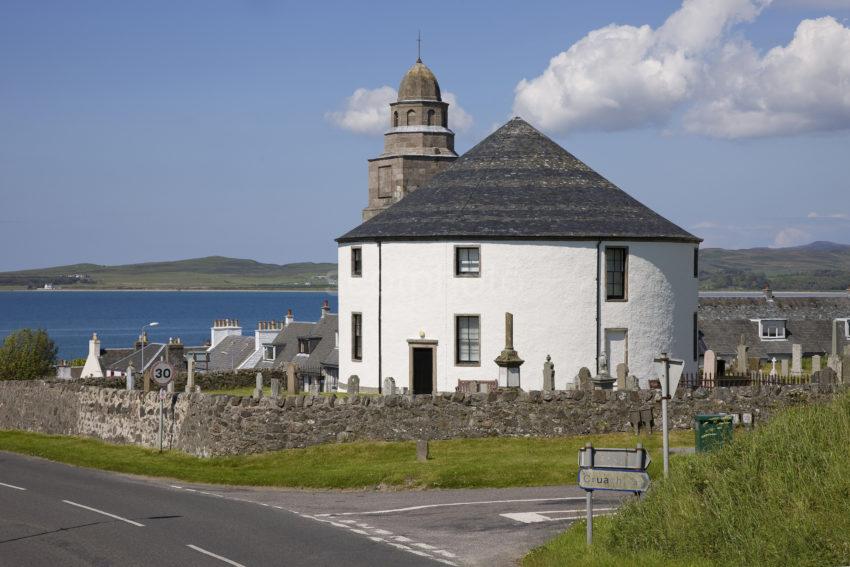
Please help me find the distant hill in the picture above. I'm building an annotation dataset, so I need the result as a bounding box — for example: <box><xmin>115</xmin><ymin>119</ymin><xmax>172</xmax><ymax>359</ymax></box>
<box><xmin>3</xmin><ymin>242</ymin><xmax>848</xmax><ymax>291</ymax></box>
<box><xmin>0</xmin><ymin>256</ymin><xmax>337</xmax><ymax>290</ymax></box>
<box><xmin>700</xmin><ymin>241</ymin><xmax>850</xmax><ymax>291</ymax></box>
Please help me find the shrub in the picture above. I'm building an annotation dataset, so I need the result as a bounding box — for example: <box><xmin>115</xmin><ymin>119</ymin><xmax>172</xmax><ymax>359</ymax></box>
<box><xmin>0</xmin><ymin>329</ymin><xmax>58</xmax><ymax>380</ymax></box>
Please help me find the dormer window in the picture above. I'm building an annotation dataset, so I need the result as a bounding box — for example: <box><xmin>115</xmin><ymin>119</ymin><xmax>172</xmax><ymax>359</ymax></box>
<box><xmin>844</xmin><ymin>319</ymin><xmax>850</xmax><ymax>340</ymax></box>
<box><xmin>759</xmin><ymin>320</ymin><xmax>786</xmax><ymax>340</ymax></box>
<box><xmin>263</xmin><ymin>344</ymin><xmax>276</xmax><ymax>360</ymax></box>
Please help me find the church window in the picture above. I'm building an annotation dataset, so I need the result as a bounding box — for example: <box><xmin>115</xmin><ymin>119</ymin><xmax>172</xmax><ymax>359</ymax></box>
<box><xmin>393</xmin><ymin>111</ymin><xmax>399</xmax><ymax>127</ymax></box>
<box><xmin>351</xmin><ymin>313</ymin><xmax>363</xmax><ymax>361</ymax></box>
<box><xmin>605</xmin><ymin>247</ymin><xmax>628</xmax><ymax>301</ymax></box>
<box><xmin>427</xmin><ymin>109</ymin><xmax>435</xmax><ymax>126</ymax></box>
<box><xmin>694</xmin><ymin>248</ymin><xmax>699</xmax><ymax>278</ymax></box>
<box><xmin>455</xmin><ymin>315</ymin><xmax>480</xmax><ymax>365</ymax></box>
<box><xmin>351</xmin><ymin>247</ymin><xmax>362</xmax><ymax>277</ymax></box>
<box><xmin>406</xmin><ymin>109</ymin><xmax>416</xmax><ymax>125</ymax></box>
<box><xmin>455</xmin><ymin>246</ymin><xmax>480</xmax><ymax>277</ymax></box>
<box><xmin>263</xmin><ymin>345</ymin><xmax>276</xmax><ymax>361</ymax></box>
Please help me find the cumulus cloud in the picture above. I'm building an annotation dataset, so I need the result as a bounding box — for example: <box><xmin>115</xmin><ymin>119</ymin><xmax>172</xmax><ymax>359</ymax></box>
<box><xmin>325</xmin><ymin>86</ymin><xmax>396</xmax><ymax>135</ymax></box>
<box><xmin>773</xmin><ymin>227</ymin><xmax>812</xmax><ymax>247</ymax></box>
<box><xmin>513</xmin><ymin>0</ymin><xmax>850</xmax><ymax>138</ymax></box>
<box><xmin>327</xmin><ymin>87</ymin><xmax>473</xmax><ymax>134</ymax></box>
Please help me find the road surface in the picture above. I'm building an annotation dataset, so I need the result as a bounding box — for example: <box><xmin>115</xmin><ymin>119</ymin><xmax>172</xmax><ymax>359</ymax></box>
<box><xmin>0</xmin><ymin>452</ymin><xmax>625</xmax><ymax>566</ymax></box>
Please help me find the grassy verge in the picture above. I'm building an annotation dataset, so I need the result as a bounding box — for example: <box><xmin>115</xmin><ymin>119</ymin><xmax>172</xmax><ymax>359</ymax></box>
<box><xmin>524</xmin><ymin>391</ymin><xmax>850</xmax><ymax>567</ymax></box>
<box><xmin>0</xmin><ymin>430</ymin><xmax>691</xmax><ymax>490</ymax></box>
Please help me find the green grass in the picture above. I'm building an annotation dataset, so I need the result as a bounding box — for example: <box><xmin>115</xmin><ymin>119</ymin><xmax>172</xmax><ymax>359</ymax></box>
<box><xmin>524</xmin><ymin>391</ymin><xmax>850</xmax><ymax>567</ymax></box>
<box><xmin>0</xmin><ymin>430</ymin><xmax>692</xmax><ymax>490</ymax></box>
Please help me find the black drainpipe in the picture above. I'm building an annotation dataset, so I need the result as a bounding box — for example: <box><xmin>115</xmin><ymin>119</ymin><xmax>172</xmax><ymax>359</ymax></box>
<box><xmin>377</xmin><ymin>240</ymin><xmax>383</xmax><ymax>394</ymax></box>
<box><xmin>596</xmin><ymin>240</ymin><xmax>602</xmax><ymax>374</ymax></box>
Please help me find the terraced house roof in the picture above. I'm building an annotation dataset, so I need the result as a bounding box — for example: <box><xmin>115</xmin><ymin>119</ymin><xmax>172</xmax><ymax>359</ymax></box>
<box><xmin>338</xmin><ymin>117</ymin><xmax>699</xmax><ymax>244</ymax></box>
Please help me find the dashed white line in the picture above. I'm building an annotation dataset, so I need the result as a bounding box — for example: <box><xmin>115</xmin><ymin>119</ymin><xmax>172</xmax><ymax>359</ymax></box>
<box><xmin>324</xmin><ymin>496</ymin><xmax>587</xmax><ymax>516</ymax></box>
<box><xmin>187</xmin><ymin>544</ymin><xmax>246</xmax><ymax>566</ymax></box>
<box><xmin>0</xmin><ymin>481</ymin><xmax>26</xmax><ymax>491</ymax></box>
<box><xmin>62</xmin><ymin>500</ymin><xmax>145</xmax><ymax>527</ymax></box>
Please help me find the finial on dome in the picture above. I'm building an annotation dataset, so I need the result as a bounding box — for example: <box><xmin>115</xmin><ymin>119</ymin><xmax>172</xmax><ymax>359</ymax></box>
<box><xmin>417</xmin><ymin>30</ymin><xmax>422</xmax><ymax>63</ymax></box>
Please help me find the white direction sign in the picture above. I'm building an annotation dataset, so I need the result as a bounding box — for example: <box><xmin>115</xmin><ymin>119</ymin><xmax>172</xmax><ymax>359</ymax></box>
<box><xmin>655</xmin><ymin>357</ymin><xmax>684</xmax><ymax>398</ymax></box>
<box><xmin>150</xmin><ymin>361</ymin><xmax>175</xmax><ymax>387</ymax></box>
<box><xmin>578</xmin><ymin>468</ymin><xmax>651</xmax><ymax>493</ymax></box>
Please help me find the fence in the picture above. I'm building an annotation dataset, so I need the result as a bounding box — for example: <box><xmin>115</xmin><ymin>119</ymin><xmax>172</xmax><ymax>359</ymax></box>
<box><xmin>677</xmin><ymin>371</ymin><xmax>812</xmax><ymax>390</ymax></box>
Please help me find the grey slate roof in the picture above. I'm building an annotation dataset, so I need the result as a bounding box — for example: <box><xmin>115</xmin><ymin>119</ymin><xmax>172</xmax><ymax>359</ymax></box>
<box><xmin>254</xmin><ymin>316</ymin><xmax>339</xmax><ymax>374</ymax></box>
<box><xmin>338</xmin><ymin>117</ymin><xmax>699</xmax><ymax>243</ymax></box>
<box><xmin>699</xmin><ymin>296</ymin><xmax>850</xmax><ymax>358</ymax></box>
<box><xmin>105</xmin><ymin>343</ymin><xmax>166</xmax><ymax>373</ymax></box>
<box><xmin>207</xmin><ymin>335</ymin><xmax>256</xmax><ymax>372</ymax></box>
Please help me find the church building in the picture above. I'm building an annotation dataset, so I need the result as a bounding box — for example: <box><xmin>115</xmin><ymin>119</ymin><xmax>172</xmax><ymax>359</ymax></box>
<box><xmin>337</xmin><ymin>59</ymin><xmax>701</xmax><ymax>393</ymax></box>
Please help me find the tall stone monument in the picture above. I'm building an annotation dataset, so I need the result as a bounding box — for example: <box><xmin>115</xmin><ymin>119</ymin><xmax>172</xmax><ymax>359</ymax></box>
<box><xmin>736</xmin><ymin>334</ymin><xmax>749</xmax><ymax>374</ymax></box>
<box><xmin>542</xmin><ymin>355</ymin><xmax>555</xmax><ymax>392</ymax></box>
<box><xmin>791</xmin><ymin>344</ymin><xmax>802</xmax><ymax>377</ymax></box>
<box><xmin>703</xmin><ymin>350</ymin><xmax>717</xmax><ymax>383</ymax></box>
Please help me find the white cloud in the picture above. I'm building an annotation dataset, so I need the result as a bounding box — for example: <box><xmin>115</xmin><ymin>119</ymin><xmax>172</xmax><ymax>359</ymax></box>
<box><xmin>512</xmin><ymin>0</ymin><xmax>850</xmax><ymax>138</ymax></box>
<box><xmin>327</xmin><ymin>87</ymin><xmax>473</xmax><ymax>135</ymax></box>
<box><xmin>773</xmin><ymin>227</ymin><xmax>812</xmax><ymax>247</ymax></box>
<box><xmin>685</xmin><ymin>17</ymin><xmax>850</xmax><ymax>137</ymax></box>
<box><xmin>325</xmin><ymin>86</ymin><xmax>396</xmax><ymax>135</ymax></box>
<box><xmin>807</xmin><ymin>211</ymin><xmax>850</xmax><ymax>219</ymax></box>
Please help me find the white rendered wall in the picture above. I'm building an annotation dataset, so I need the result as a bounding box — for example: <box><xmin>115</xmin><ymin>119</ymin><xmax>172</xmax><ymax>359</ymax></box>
<box><xmin>339</xmin><ymin>240</ymin><xmax>697</xmax><ymax>392</ymax></box>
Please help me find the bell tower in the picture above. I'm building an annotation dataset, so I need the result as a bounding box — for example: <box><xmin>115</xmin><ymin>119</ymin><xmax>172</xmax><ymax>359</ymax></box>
<box><xmin>362</xmin><ymin>58</ymin><xmax>458</xmax><ymax>220</ymax></box>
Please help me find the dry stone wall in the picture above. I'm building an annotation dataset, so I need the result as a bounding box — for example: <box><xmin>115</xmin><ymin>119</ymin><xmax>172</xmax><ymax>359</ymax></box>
<box><xmin>0</xmin><ymin>380</ymin><xmax>845</xmax><ymax>457</ymax></box>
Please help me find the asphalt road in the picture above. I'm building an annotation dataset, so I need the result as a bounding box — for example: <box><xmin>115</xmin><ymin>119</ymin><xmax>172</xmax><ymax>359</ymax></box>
<box><xmin>0</xmin><ymin>452</ymin><xmax>441</xmax><ymax>567</ymax></box>
<box><xmin>0</xmin><ymin>452</ymin><xmax>626</xmax><ymax>566</ymax></box>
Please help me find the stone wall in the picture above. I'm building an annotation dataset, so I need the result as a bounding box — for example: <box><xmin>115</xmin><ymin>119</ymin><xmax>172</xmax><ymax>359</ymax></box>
<box><xmin>0</xmin><ymin>380</ymin><xmax>844</xmax><ymax>457</ymax></box>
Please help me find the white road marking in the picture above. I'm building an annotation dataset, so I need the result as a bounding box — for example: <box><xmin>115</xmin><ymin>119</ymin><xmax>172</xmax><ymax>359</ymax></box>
<box><xmin>413</xmin><ymin>542</ymin><xmax>437</xmax><ymax>550</ymax></box>
<box><xmin>501</xmin><ymin>507</ymin><xmax>617</xmax><ymax>524</ymax></box>
<box><xmin>62</xmin><ymin>500</ymin><xmax>145</xmax><ymax>527</ymax></box>
<box><xmin>325</xmin><ymin>496</ymin><xmax>587</xmax><ymax>516</ymax></box>
<box><xmin>187</xmin><ymin>544</ymin><xmax>246</xmax><ymax>567</ymax></box>
<box><xmin>434</xmin><ymin>549</ymin><xmax>458</xmax><ymax>558</ymax></box>
<box><xmin>0</xmin><ymin>482</ymin><xmax>26</xmax><ymax>491</ymax></box>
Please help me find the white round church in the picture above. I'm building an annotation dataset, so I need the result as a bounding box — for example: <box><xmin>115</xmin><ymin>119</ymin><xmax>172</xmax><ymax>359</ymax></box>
<box><xmin>337</xmin><ymin>61</ymin><xmax>700</xmax><ymax>394</ymax></box>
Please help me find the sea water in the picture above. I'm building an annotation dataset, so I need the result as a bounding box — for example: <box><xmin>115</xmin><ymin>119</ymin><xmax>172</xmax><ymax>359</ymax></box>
<box><xmin>0</xmin><ymin>291</ymin><xmax>337</xmax><ymax>360</ymax></box>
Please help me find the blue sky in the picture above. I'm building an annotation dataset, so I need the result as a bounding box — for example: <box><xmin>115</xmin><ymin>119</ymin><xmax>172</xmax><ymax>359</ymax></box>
<box><xmin>2</xmin><ymin>0</ymin><xmax>849</xmax><ymax>271</ymax></box>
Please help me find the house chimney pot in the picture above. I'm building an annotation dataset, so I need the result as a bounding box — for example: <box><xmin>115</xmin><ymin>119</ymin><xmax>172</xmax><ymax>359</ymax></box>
<box><xmin>285</xmin><ymin>309</ymin><xmax>294</xmax><ymax>326</ymax></box>
<box><xmin>321</xmin><ymin>299</ymin><xmax>330</xmax><ymax>318</ymax></box>
<box><xmin>763</xmin><ymin>284</ymin><xmax>774</xmax><ymax>301</ymax></box>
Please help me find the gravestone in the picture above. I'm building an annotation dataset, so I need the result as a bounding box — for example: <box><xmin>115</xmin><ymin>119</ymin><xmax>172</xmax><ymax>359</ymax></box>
<box><xmin>576</xmin><ymin>367</ymin><xmax>592</xmax><ymax>391</ymax></box>
<box><xmin>286</xmin><ymin>362</ymin><xmax>300</xmax><ymax>395</ymax></box>
<box><xmin>827</xmin><ymin>354</ymin><xmax>842</xmax><ymax>379</ymax></box>
<box><xmin>253</xmin><ymin>372</ymin><xmax>264</xmax><ymax>400</ymax></box>
<box><xmin>736</xmin><ymin>335</ymin><xmax>749</xmax><ymax>374</ymax></box>
<box><xmin>416</xmin><ymin>440</ymin><xmax>429</xmax><ymax>462</ymax></box>
<box><xmin>348</xmin><ymin>375</ymin><xmax>360</xmax><ymax>395</ymax></box>
<box><xmin>185</xmin><ymin>359</ymin><xmax>195</xmax><ymax>393</ymax></box>
<box><xmin>126</xmin><ymin>364</ymin><xmax>135</xmax><ymax>391</ymax></box>
<box><xmin>309</xmin><ymin>381</ymin><xmax>320</xmax><ymax>395</ymax></box>
<box><xmin>616</xmin><ymin>363</ymin><xmax>628</xmax><ymax>391</ymax></box>
<box><xmin>791</xmin><ymin>344</ymin><xmax>803</xmax><ymax>377</ymax></box>
<box><xmin>813</xmin><ymin>367</ymin><xmax>837</xmax><ymax>385</ymax></box>
<box><xmin>383</xmin><ymin>377</ymin><xmax>396</xmax><ymax>395</ymax></box>
<box><xmin>780</xmin><ymin>359</ymin><xmax>789</xmax><ymax>377</ymax></box>
<box><xmin>542</xmin><ymin>355</ymin><xmax>555</xmax><ymax>391</ymax></box>
<box><xmin>769</xmin><ymin>357</ymin><xmax>778</xmax><ymax>377</ymax></box>
<box><xmin>812</xmin><ymin>355</ymin><xmax>822</xmax><ymax>372</ymax></box>
<box><xmin>704</xmin><ymin>350</ymin><xmax>717</xmax><ymax>383</ymax></box>
<box><xmin>625</xmin><ymin>375</ymin><xmax>639</xmax><ymax>391</ymax></box>
<box><xmin>270</xmin><ymin>378</ymin><xmax>281</xmax><ymax>399</ymax></box>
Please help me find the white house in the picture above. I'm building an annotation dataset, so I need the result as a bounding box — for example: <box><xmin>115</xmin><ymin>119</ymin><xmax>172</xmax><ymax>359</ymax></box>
<box><xmin>336</xmin><ymin>63</ymin><xmax>699</xmax><ymax>393</ymax></box>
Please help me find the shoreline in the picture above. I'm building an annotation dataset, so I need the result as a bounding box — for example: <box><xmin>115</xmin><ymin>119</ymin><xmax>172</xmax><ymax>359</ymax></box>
<box><xmin>0</xmin><ymin>288</ymin><xmax>338</xmax><ymax>294</ymax></box>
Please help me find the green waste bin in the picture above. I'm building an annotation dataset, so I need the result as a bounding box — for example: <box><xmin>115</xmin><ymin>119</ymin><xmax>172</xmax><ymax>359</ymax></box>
<box><xmin>695</xmin><ymin>414</ymin><xmax>733</xmax><ymax>453</ymax></box>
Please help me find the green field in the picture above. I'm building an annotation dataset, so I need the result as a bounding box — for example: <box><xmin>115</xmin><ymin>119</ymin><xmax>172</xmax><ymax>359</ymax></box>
<box><xmin>525</xmin><ymin>391</ymin><xmax>850</xmax><ymax>567</ymax></box>
<box><xmin>0</xmin><ymin>256</ymin><xmax>337</xmax><ymax>290</ymax></box>
<box><xmin>0</xmin><ymin>430</ymin><xmax>692</xmax><ymax>490</ymax></box>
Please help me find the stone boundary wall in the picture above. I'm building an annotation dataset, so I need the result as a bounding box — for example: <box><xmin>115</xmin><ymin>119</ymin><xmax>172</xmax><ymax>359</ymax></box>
<box><xmin>69</xmin><ymin>369</ymin><xmax>285</xmax><ymax>392</ymax></box>
<box><xmin>0</xmin><ymin>381</ymin><xmax>845</xmax><ymax>457</ymax></box>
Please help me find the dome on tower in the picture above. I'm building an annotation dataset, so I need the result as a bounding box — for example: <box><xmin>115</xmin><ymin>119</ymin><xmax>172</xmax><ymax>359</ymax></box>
<box><xmin>398</xmin><ymin>59</ymin><xmax>442</xmax><ymax>102</ymax></box>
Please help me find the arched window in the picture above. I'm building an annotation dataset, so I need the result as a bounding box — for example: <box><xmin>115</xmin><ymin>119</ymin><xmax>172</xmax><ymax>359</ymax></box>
<box><xmin>427</xmin><ymin>109</ymin><xmax>435</xmax><ymax>126</ymax></box>
<box><xmin>393</xmin><ymin>111</ymin><xmax>399</xmax><ymax>127</ymax></box>
<box><xmin>406</xmin><ymin>109</ymin><xmax>416</xmax><ymax>126</ymax></box>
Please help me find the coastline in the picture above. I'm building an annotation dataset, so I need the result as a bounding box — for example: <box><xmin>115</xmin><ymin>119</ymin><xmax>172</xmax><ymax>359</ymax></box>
<box><xmin>0</xmin><ymin>288</ymin><xmax>338</xmax><ymax>294</ymax></box>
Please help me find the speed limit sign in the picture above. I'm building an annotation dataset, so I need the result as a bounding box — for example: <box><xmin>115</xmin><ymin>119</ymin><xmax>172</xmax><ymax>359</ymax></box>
<box><xmin>150</xmin><ymin>361</ymin><xmax>175</xmax><ymax>387</ymax></box>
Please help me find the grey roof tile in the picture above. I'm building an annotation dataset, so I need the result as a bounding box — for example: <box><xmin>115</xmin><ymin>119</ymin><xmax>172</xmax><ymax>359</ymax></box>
<box><xmin>338</xmin><ymin>118</ymin><xmax>699</xmax><ymax>243</ymax></box>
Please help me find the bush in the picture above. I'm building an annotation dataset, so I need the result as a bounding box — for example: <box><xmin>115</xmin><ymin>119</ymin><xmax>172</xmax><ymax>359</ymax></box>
<box><xmin>0</xmin><ymin>329</ymin><xmax>58</xmax><ymax>380</ymax></box>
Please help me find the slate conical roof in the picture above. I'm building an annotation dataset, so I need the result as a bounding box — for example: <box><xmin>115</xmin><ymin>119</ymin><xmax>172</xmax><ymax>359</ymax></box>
<box><xmin>337</xmin><ymin>118</ymin><xmax>700</xmax><ymax>243</ymax></box>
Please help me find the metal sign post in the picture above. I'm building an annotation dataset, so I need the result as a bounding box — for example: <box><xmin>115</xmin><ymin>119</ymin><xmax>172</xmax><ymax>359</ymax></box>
<box><xmin>150</xmin><ymin>361</ymin><xmax>175</xmax><ymax>453</ymax></box>
<box><xmin>654</xmin><ymin>353</ymin><xmax>684</xmax><ymax>479</ymax></box>
<box><xmin>578</xmin><ymin>442</ymin><xmax>652</xmax><ymax>546</ymax></box>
